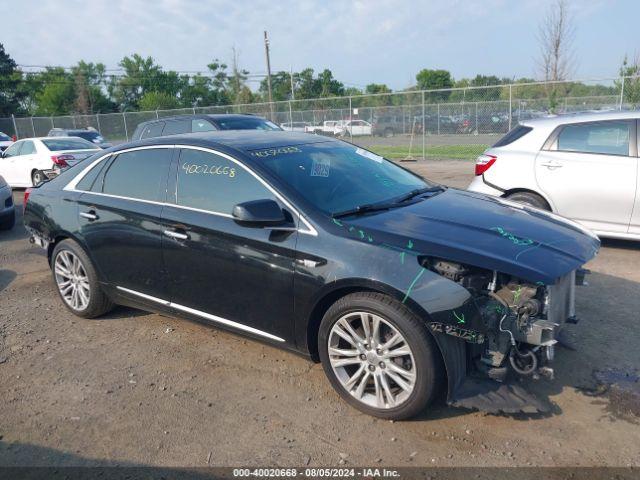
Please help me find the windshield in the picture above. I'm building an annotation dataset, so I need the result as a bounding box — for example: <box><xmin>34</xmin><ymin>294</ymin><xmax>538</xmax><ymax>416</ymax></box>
<box><xmin>257</xmin><ymin>142</ymin><xmax>431</xmax><ymax>215</ymax></box>
<box><xmin>213</xmin><ymin>117</ymin><xmax>281</xmax><ymax>131</ymax></box>
<box><xmin>42</xmin><ymin>138</ymin><xmax>99</xmax><ymax>151</ymax></box>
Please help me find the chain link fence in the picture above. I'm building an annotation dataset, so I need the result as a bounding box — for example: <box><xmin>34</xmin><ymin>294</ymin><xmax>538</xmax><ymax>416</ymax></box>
<box><xmin>2</xmin><ymin>76</ymin><xmax>638</xmax><ymax>161</ymax></box>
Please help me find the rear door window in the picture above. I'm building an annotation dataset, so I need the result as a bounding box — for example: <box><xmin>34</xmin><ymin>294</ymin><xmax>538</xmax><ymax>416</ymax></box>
<box><xmin>140</xmin><ymin>122</ymin><xmax>165</xmax><ymax>139</ymax></box>
<box><xmin>162</xmin><ymin>120</ymin><xmax>190</xmax><ymax>136</ymax></box>
<box><xmin>101</xmin><ymin>148</ymin><xmax>172</xmax><ymax>202</ymax></box>
<box><xmin>175</xmin><ymin>148</ymin><xmax>276</xmax><ymax>214</ymax></box>
<box><xmin>556</xmin><ymin>121</ymin><xmax>631</xmax><ymax>156</ymax></box>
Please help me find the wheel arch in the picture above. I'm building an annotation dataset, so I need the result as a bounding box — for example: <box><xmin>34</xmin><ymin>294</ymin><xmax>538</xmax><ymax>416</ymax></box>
<box><xmin>501</xmin><ymin>187</ymin><xmax>554</xmax><ymax>211</ymax></box>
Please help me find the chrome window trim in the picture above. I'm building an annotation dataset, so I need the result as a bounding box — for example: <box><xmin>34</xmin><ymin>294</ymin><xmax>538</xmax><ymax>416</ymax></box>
<box><xmin>116</xmin><ymin>286</ymin><xmax>285</xmax><ymax>342</ymax></box>
<box><xmin>63</xmin><ymin>144</ymin><xmax>318</xmax><ymax>236</ymax></box>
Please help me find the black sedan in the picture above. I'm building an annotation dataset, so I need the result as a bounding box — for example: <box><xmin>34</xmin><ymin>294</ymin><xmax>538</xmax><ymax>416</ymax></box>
<box><xmin>23</xmin><ymin>132</ymin><xmax>599</xmax><ymax>419</ymax></box>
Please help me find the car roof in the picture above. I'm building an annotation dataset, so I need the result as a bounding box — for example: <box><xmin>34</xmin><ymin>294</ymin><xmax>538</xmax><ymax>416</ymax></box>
<box><xmin>521</xmin><ymin>110</ymin><xmax>640</xmax><ymax>129</ymax></box>
<box><xmin>50</xmin><ymin>128</ymin><xmax>97</xmax><ymax>133</ymax></box>
<box><xmin>20</xmin><ymin>136</ymin><xmax>94</xmax><ymax>141</ymax></box>
<box><xmin>139</xmin><ymin>113</ymin><xmax>262</xmax><ymax>124</ymax></box>
<box><xmin>113</xmin><ymin>130</ymin><xmax>339</xmax><ymax>154</ymax></box>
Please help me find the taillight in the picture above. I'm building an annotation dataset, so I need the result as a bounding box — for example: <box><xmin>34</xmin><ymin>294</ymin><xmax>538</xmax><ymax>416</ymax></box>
<box><xmin>51</xmin><ymin>154</ymin><xmax>75</xmax><ymax>167</ymax></box>
<box><xmin>475</xmin><ymin>154</ymin><xmax>497</xmax><ymax>176</ymax></box>
<box><xmin>23</xmin><ymin>188</ymin><xmax>32</xmax><ymax>212</ymax></box>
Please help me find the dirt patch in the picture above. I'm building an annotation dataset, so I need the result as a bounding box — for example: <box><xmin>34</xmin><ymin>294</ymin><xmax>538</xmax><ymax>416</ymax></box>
<box><xmin>582</xmin><ymin>368</ymin><xmax>640</xmax><ymax>424</ymax></box>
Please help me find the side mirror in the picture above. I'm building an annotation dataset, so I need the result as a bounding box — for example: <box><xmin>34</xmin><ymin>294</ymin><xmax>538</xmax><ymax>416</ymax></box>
<box><xmin>232</xmin><ymin>199</ymin><xmax>287</xmax><ymax>227</ymax></box>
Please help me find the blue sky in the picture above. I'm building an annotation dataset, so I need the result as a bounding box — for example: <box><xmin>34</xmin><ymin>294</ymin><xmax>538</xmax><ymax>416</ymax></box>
<box><xmin>3</xmin><ymin>0</ymin><xmax>638</xmax><ymax>90</ymax></box>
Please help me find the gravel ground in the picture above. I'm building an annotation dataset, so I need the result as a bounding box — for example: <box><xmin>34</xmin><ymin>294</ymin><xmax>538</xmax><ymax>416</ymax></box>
<box><xmin>0</xmin><ymin>159</ymin><xmax>639</xmax><ymax>468</ymax></box>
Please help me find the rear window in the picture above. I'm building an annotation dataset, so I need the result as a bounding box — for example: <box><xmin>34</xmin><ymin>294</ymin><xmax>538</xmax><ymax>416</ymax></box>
<box><xmin>212</xmin><ymin>117</ymin><xmax>281</xmax><ymax>131</ymax></box>
<box><xmin>162</xmin><ymin>119</ymin><xmax>190</xmax><ymax>136</ymax></box>
<box><xmin>492</xmin><ymin>125</ymin><xmax>533</xmax><ymax>147</ymax></box>
<box><xmin>71</xmin><ymin>131</ymin><xmax>103</xmax><ymax>142</ymax></box>
<box><xmin>140</xmin><ymin>122</ymin><xmax>164</xmax><ymax>139</ymax></box>
<box><xmin>0</xmin><ymin>132</ymin><xmax>11</xmax><ymax>141</ymax></box>
<box><xmin>42</xmin><ymin>138</ymin><xmax>97</xmax><ymax>151</ymax></box>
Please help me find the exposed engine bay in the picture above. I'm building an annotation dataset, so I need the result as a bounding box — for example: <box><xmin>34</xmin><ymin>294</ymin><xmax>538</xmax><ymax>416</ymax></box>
<box><xmin>423</xmin><ymin>257</ymin><xmax>585</xmax><ymax>387</ymax></box>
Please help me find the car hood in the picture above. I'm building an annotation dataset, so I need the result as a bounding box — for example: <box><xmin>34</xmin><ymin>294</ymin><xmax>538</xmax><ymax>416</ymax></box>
<box><xmin>345</xmin><ymin>188</ymin><xmax>599</xmax><ymax>285</ymax></box>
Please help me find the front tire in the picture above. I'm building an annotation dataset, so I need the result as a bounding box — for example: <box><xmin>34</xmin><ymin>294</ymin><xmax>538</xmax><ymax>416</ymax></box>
<box><xmin>318</xmin><ymin>292</ymin><xmax>443</xmax><ymax>420</ymax></box>
<box><xmin>51</xmin><ymin>239</ymin><xmax>114</xmax><ymax>318</ymax></box>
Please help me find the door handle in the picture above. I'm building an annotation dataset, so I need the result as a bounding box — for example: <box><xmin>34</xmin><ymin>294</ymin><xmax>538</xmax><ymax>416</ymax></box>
<box><xmin>80</xmin><ymin>211</ymin><xmax>98</xmax><ymax>221</ymax></box>
<box><xmin>540</xmin><ymin>161</ymin><xmax>563</xmax><ymax>169</ymax></box>
<box><xmin>163</xmin><ymin>230</ymin><xmax>189</xmax><ymax>240</ymax></box>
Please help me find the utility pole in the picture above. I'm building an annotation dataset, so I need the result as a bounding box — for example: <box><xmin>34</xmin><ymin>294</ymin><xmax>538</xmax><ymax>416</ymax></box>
<box><xmin>289</xmin><ymin>66</ymin><xmax>295</xmax><ymax>101</ymax></box>
<box><xmin>264</xmin><ymin>31</ymin><xmax>274</xmax><ymax>120</ymax></box>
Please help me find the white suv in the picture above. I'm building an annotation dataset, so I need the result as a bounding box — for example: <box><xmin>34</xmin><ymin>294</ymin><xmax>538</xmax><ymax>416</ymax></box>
<box><xmin>467</xmin><ymin>111</ymin><xmax>640</xmax><ymax>240</ymax></box>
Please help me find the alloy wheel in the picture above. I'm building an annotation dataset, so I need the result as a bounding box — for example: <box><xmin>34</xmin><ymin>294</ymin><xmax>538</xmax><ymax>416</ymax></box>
<box><xmin>54</xmin><ymin>250</ymin><xmax>91</xmax><ymax>311</ymax></box>
<box><xmin>328</xmin><ymin>311</ymin><xmax>416</xmax><ymax>409</ymax></box>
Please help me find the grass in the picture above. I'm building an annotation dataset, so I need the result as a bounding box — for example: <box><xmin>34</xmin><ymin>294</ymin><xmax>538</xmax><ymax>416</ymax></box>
<box><xmin>368</xmin><ymin>144</ymin><xmax>489</xmax><ymax>161</ymax></box>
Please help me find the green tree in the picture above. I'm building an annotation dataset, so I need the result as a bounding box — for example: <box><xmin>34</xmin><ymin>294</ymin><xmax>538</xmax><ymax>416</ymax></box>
<box><xmin>259</xmin><ymin>71</ymin><xmax>294</xmax><ymax>102</ymax></box>
<box><xmin>617</xmin><ymin>55</ymin><xmax>640</xmax><ymax>107</ymax></box>
<box><xmin>30</xmin><ymin>68</ymin><xmax>76</xmax><ymax>116</ymax></box>
<box><xmin>0</xmin><ymin>43</ymin><xmax>26</xmax><ymax>115</ymax></box>
<box><xmin>71</xmin><ymin>61</ymin><xmax>115</xmax><ymax>114</ymax></box>
<box><xmin>415</xmin><ymin>69</ymin><xmax>453</xmax><ymax>101</ymax></box>
<box><xmin>108</xmin><ymin>54</ymin><xmax>168</xmax><ymax>110</ymax></box>
<box><xmin>138</xmin><ymin>91</ymin><xmax>181</xmax><ymax>110</ymax></box>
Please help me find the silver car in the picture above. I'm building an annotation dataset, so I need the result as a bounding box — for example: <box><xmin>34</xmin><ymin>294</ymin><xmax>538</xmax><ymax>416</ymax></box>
<box><xmin>0</xmin><ymin>174</ymin><xmax>15</xmax><ymax>230</ymax></box>
<box><xmin>468</xmin><ymin>111</ymin><xmax>640</xmax><ymax>241</ymax></box>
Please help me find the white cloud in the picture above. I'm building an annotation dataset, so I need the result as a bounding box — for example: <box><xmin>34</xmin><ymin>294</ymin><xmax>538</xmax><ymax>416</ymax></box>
<box><xmin>1</xmin><ymin>0</ymin><xmax>633</xmax><ymax>89</ymax></box>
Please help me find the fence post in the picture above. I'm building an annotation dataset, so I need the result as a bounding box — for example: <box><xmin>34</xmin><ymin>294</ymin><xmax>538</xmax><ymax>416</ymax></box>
<box><xmin>421</xmin><ymin>91</ymin><xmax>426</xmax><ymax>161</ymax></box>
<box><xmin>508</xmin><ymin>84</ymin><xmax>513</xmax><ymax>131</ymax></box>
<box><xmin>72</xmin><ymin>116</ymin><xmax>77</xmax><ymax>128</ymax></box>
<box><xmin>155</xmin><ymin>109</ymin><xmax>159</xmax><ymax>119</ymax></box>
<box><xmin>192</xmin><ymin>107</ymin><xmax>196</xmax><ymax>115</ymax></box>
<box><xmin>11</xmin><ymin>114</ymin><xmax>18</xmax><ymax>139</ymax></box>
<box><xmin>95</xmin><ymin>114</ymin><xmax>101</xmax><ymax>134</ymax></box>
<box><xmin>122</xmin><ymin>113</ymin><xmax>129</xmax><ymax>141</ymax></box>
<box><xmin>437</xmin><ymin>103</ymin><xmax>440</xmax><ymax>135</ymax></box>
<box><xmin>50</xmin><ymin>117</ymin><xmax>54</xmax><ymax>130</ymax></box>
<box><xmin>619</xmin><ymin>76</ymin><xmax>625</xmax><ymax>110</ymax></box>
<box><xmin>475</xmin><ymin>102</ymin><xmax>478</xmax><ymax>133</ymax></box>
<box><xmin>288</xmin><ymin>100</ymin><xmax>293</xmax><ymax>126</ymax></box>
<box><xmin>348</xmin><ymin>97</ymin><xmax>352</xmax><ymax>141</ymax></box>
<box><xmin>30</xmin><ymin>117</ymin><xmax>36</xmax><ymax>137</ymax></box>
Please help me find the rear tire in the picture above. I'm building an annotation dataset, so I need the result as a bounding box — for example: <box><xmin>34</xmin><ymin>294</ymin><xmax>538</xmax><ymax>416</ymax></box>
<box><xmin>318</xmin><ymin>292</ymin><xmax>443</xmax><ymax>420</ymax></box>
<box><xmin>32</xmin><ymin>170</ymin><xmax>45</xmax><ymax>187</ymax></box>
<box><xmin>505</xmin><ymin>191</ymin><xmax>550</xmax><ymax>211</ymax></box>
<box><xmin>51</xmin><ymin>239</ymin><xmax>114</xmax><ymax>318</ymax></box>
<box><xmin>0</xmin><ymin>211</ymin><xmax>15</xmax><ymax>230</ymax></box>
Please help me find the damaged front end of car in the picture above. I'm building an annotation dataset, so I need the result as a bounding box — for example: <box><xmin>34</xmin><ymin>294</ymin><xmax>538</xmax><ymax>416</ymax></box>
<box><xmin>421</xmin><ymin>256</ymin><xmax>590</xmax><ymax>413</ymax></box>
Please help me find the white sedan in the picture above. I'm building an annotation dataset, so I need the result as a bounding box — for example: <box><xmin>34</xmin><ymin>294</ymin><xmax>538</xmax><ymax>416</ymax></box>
<box><xmin>0</xmin><ymin>137</ymin><xmax>101</xmax><ymax>187</ymax></box>
<box><xmin>467</xmin><ymin>110</ymin><xmax>640</xmax><ymax>240</ymax></box>
<box><xmin>336</xmin><ymin>120</ymin><xmax>372</xmax><ymax>137</ymax></box>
